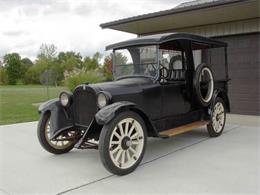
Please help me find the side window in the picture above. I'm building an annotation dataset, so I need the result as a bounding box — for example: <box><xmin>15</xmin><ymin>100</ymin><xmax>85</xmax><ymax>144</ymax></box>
<box><xmin>192</xmin><ymin>42</ymin><xmax>227</xmax><ymax>80</ymax></box>
<box><xmin>192</xmin><ymin>42</ymin><xmax>210</xmax><ymax>70</ymax></box>
<box><xmin>193</xmin><ymin>49</ymin><xmax>202</xmax><ymax>69</ymax></box>
<box><xmin>160</xmin><ymin>49</ymin><xmax>186</xmax><ymax>82</ymax></box>
<box><xmin>160</xmin><ymin>50</ymin><xmax>185</xmax><ymax>70</ymax></box>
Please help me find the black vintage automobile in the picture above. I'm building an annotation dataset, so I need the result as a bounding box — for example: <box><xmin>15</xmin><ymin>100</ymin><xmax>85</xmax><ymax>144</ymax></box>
<box><xmin>38</xmin><ymin>33</ymin><xmax>230</xmax><ymax>175</ymax></box>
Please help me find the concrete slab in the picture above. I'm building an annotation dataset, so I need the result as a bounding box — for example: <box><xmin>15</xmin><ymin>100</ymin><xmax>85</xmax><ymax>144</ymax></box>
<box><xmin>227</xmin><ymin>114</ymin><xmax>260</xmax><ymax>127</ymax></box>
<box><xmin>0</xmin><ymin>121</ymin><xmax>259</xmax><ymax>195</ymax></box>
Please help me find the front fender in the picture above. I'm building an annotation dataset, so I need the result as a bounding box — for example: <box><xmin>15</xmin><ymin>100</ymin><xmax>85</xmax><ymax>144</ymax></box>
<box><xmin>38</xmin><ymin>99</ymin><xmax>74</xmax><ymax>139</ymax></box>
<box><xmin>95</xmin><ymin>101</ymin><xmax>135</xmax><ymax>125</ymax></box>
<box><xmin>95</xmin><ymin>101</ymin><xmax>158</xmax><ymax>137</ymax></box>
<box><xmin>38</xmin><ymin>98</ymin><xmax>59</xmax><ymax>113</ymax></box>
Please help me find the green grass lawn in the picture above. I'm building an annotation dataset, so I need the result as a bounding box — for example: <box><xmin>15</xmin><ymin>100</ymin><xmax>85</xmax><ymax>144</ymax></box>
<box><xmin>0</xmin><ymin>85</ymin><xmax>66</xmax><ymax>125</ymax></box>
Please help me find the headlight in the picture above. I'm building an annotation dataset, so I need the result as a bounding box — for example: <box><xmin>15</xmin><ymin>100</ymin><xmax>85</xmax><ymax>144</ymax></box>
<box><xmin>97</xmin><ymin>91</ymin><xmax>111</xmax><ymax>108</ymax></box>
<box><xmin>59</xmin><ymin>91</ymin><xmax>72</xmax><ymax>107</ymax></box>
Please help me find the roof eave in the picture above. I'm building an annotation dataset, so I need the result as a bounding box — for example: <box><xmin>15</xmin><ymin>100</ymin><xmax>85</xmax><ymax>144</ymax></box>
<box><xmin>100</xmin><ymin>0</ymin><xmax>249</xmax><ymax>29</ymax></box>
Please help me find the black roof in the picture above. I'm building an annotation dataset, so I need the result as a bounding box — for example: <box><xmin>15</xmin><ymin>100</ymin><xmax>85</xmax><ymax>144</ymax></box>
<box><xmin>106</xmin><ymin>32</ymin><xmax>227</xmax><ymax>50</ymax></box>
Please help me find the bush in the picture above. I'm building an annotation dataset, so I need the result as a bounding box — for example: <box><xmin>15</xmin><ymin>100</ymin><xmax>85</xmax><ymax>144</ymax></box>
<box><xmin>24</xmin><ymin>65</ymin><xmax>45</xmax><ymax>84</ymax></box>
<box><xmin>65</xmin><ymin>70</ymin><xmax>104</xmax><ymax>91</ymax></box>
<box><xmin>102</xmin><ymin>55</ymin><xmax>113</xmax><ymax>81</ymax></box>
<box><xmin>0</xmin><ymin>67</ymin><xmax>8</xmax><ymax>85</ymax></box>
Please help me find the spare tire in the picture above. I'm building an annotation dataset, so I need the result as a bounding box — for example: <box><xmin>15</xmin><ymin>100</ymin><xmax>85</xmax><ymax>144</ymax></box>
<box><xmin>193</xmin><ymin>64</ymin><xmax>214</xmax><ymax>107</ymax></box>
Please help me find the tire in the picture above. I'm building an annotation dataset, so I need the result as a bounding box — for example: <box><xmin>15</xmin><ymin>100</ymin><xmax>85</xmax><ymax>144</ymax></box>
<box><xmin>37</xmin><ymin>112</ymin><xmax>75</xmax><ymax>154</ymax></box>
<box><xmin>207</xmin><ymin>97</ymin><xmax>226</xmax><ymax>137</ymax></box>
<box><xmin>99</xmin><ymin>111</ymin><xmax>147</xmax><ymax>175</ymax></box>
<box><xmin>193</xmin><ymin>64</ymin><xmax>214</xmax><ymax>107</ymax></box>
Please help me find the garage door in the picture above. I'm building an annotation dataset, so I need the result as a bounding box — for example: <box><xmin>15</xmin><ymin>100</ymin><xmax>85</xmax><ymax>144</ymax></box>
<box><xmin>216</xmin><ymin>33</ymin><xmax>259</xmax><ymax>115</ymax></box>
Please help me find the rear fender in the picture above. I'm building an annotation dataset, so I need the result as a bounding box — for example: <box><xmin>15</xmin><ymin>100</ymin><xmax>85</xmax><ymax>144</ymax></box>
<box><xmin>212</xmin><ymin>89</ymin><xmax>230</xmax><ymax>112</ymax></box>
<box><xmin>95</xmin><ymin>101</ymin><xmax>158</xmax><ymax>137</ymax></box>
<box><xmin>38</xmin><ymin>99</ymin><xmax>74</xmax><ymax>139</ymax></box>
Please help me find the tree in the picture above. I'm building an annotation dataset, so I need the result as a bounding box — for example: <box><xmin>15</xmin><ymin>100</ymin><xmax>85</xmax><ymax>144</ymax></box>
<box><xmin>24</xmin><ymin>60</ymin><xmax>48</xmax><ymax>84</ymax></box>
<box><xmin>103</xmin><ymin>54</ymin><xmax>113</xmax><ymax>81</ymax></box>
<box><xmin>38</xmin><ymin>44</ymin><xmax>57</xmax><ymax>60</ymax></box>
<box><xmin>23</xmin><ymin>44</ymin><xmax>58</xmax><ymax>85</ymax></box>
<box><xmin>0</xmin><ymin>66</ymin><xmax>8</xmax><ymax>85</ymax></box>
<box><xmin>82</xmin><ymin>52</ymin><xmax>102</xmax><ymax>70</ymax></box>
<box><xmin>35</xmin><ymin>44</ymin><xmax>60</xmax><ymax>85</ymax></box>
<box><xmin>21</xmin><ymin>57</ymin><xmax>33</xmax><ymax>69</ymax></box>
<box><xmin>57</xmin><ymin>51</ymin><xmax>82</xmax><ymax>71</ymax></box>
<box><xmin>114</xmin><ymin>52</ymin><xmax>128</xmax><ymax>65</ymax></box>
<box><xmin>3</xmin><ymin>53</ymin><xmax>22</xmax><ymax>85</ymax></box>
<box><xmin>20</xmin><ymin>57</ymin><xmax>33</xmax><ymax>81</ymax></box>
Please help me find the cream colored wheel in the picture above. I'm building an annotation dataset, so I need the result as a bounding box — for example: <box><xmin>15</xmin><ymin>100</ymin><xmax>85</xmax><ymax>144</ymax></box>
<box><xmin>207</xmin><ymin>97</ymin><xmax>226</xmax><ymax>137</ymax></box>
<box><xmin>37</xmin><ymin>113</ymin><xmax>76</xmax><ymax>154</ymax></box>
<box><xmin>44</xmin><ymin>118</ymin><xmax>75</xmax><ymax>150</ymax></box>
<box><xmin>109</xmin><ymin>118</ymin><xmax>145</xmax><ymax>169</ymax></box>
<box><xmin>99</xmin><ymin>111</ymin><xmax>147</xmax><ymax>175</ymax></box>
<box><xmin>212</xmin><ymin>102</ymin><xmax>225</xmax><ymax>133</ymax></box>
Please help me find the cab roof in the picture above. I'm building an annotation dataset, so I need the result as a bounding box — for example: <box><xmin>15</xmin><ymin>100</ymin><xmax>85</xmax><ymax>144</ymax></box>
<box><xmin>106</xmin><ymin>32</ymin><xmax>227</xmax><ymax>50</ymax></box>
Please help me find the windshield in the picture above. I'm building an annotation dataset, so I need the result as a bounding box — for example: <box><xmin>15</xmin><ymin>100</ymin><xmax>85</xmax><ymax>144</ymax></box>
<box><xmin>113</xmin><ymin>46</ymin><xmax>159</xmax><ymax>79</ymax></box>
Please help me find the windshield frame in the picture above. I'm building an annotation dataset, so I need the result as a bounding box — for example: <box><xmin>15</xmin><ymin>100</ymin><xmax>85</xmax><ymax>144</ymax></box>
<box><xmin>112</xmin><ymin>45</ymin><xmax>160</xmax><ymax>81</ymax></box>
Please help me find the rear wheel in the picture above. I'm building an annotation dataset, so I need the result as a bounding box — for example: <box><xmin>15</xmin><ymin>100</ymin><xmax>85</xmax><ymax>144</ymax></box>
<box><xmin>99</xmin><ymin>111</ymin><xmax>147</xmax><ymax>175</ymax></box>
<box><xmin>37</xmin><ymin>112</ymin><xmax>76</xmax><ymax>154</ymax></box>
<box><xmin>207</xmin><ymin>97</ymin><xmax>226</xmax><ymax>137</ymax></box>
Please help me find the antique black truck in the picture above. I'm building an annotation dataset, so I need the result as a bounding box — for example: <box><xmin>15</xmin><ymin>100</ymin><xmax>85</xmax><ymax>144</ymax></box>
<box><xmin>37</xmin><ymin>33</ymin><xmax>230</xmax><ymax>175</ymax></box>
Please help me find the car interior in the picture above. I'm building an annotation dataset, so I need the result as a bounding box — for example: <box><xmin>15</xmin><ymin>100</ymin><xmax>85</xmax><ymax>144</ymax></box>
<box><xmin>159</xmin><ymin>41</ymin><xmax>187</xmax><ymax>83</ymax></box>
<box><xmin>159</xmin><ymin>50</ymin><xmax>186</xmax><ymax>83</ymax></box>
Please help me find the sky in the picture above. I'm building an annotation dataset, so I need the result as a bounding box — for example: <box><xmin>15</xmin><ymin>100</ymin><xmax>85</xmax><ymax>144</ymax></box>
<box><xmin>0</xmin><ymin>0</ymin><xmax>188</xmax><ymax>61</ymax></box>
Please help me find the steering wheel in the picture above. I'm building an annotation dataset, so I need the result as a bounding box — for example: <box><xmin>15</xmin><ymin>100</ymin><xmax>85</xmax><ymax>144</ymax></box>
<box><xmin>146</xmin><ymin>64</ymin><xmax>159</xmax><ymax>78</ymax></box>
<box><xmin>160</xmin><ymin>66</ymin><xmax>168</xmax><ymax>80</ymax></box>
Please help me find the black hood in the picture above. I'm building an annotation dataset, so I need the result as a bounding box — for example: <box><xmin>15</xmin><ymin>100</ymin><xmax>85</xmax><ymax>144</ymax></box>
<box><xmin>89</xmin><ymin>77</ymin><xmax>157</xmax><ymax>96</ymax></box>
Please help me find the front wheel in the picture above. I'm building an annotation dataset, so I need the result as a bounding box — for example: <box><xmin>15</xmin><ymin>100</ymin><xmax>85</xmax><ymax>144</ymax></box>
<box><xmin>37</xmin><ymin>112</ymin><xmax>76</xmax><ymax>154</ymax></box>
<box><xmin>207</xmin><ymin>97</ymin><xmax>226</xmax><ymax>137</ymax></box>
<box><xmin>99</xmin><ymin>111</ymin><xmax>147</xmax><ymax>175</ymax></box>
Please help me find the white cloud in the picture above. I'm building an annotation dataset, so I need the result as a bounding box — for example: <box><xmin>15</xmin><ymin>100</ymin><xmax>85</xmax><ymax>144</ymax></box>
<box><xmin>0</xmin><ymin>0</ymin><xmax>187</xmax><ymax>60</ymax></box>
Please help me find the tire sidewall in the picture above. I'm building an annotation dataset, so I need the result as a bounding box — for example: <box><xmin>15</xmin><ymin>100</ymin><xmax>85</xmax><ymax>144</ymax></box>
<box><xmin>37</xmin><ymin>112</ymin><xmax>75</xmax><ymax>154</ymax></box>
<box><xmin>193</xmin><ymin>64</ymin><xmax>214</xmax><ymax>107</ymax></box>
<box><xmin>99</xmin><ymin>111</ymin><xmax>147</xmax><ymax>175</ymax></box>
<box><xmin>207</xmin><ymin>97</ymin><xmax>226</xmax><ymax>137</ymax></box>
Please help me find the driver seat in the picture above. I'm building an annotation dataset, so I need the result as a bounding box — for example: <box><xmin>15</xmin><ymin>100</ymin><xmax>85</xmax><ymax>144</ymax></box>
<box><xmin>166</xmin><ymin>55</ymin><xmax>186</xmax><ymax>81</ymax></box>
<box><xmin>167</xmin><ymin>69</ymin><xmax>185</xmax><ymax>81</ymax></box>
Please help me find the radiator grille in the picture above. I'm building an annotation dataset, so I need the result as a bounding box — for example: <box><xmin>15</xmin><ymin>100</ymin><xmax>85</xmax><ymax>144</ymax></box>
<box><xmin>73</xmin><ymin>88</ymin><xmax>97</xmax><ymax>127</ymax></box>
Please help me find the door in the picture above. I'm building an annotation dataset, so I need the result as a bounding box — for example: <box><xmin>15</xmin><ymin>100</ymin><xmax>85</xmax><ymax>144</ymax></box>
<box><xmin>216</xmin><ymin>34</ymin><xmax>260</xmax><ymax>115</ymax></box>
<box><xmin>160</xmin><ymin>49</ymin><xmax>191</xmax><ymax>118</ymax></box>
<box><xmin>162</xmin><ymin>83</ymin><xmax>190</xmax><ymax>117</ymax></box>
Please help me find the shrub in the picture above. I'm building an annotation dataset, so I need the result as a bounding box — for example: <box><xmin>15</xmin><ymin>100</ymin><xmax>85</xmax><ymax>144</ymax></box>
<box><xmin>65</xmin><ymin>69</ymin><xmax>104</xmax><ymax>91</ymax></box>
<box><xmin>24</xmin><ymin>65</ymin><xmax>45</xmax><ymax>84</ymax></box>
<box><xmin>102</xmin><ymin>55</ymin><xmax>113</xmax><ymax>81</ymax></box>
<box><xmin>0</xmin><ymin>67</ymin><xmax>8</xmax><ymax>85</ymax></box>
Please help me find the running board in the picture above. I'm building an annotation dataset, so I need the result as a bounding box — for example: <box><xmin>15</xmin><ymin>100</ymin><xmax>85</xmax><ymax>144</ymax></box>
<box><xmin>159</xmin><ymin>121</ymin><xmax>209</xmax><ymax>137</ymax></box>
